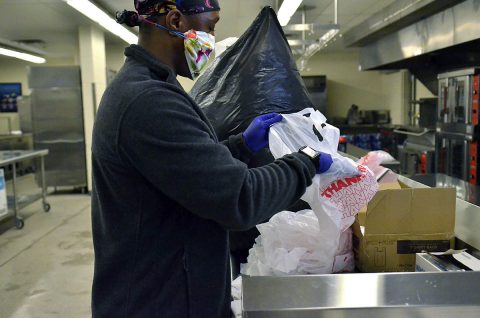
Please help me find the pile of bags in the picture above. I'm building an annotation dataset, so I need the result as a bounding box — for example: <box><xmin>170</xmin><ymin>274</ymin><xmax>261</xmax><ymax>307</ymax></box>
<box><xmin>242</xmin><ymin>109</ymin><xmax>378</xmax><ymax>275</ymax></box>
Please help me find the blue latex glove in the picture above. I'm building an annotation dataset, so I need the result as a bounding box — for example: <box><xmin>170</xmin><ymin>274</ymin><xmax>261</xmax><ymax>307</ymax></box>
<box><xmin>243</xmin><ymin>113</ymin><xmax>283</xmax><ymax>152</ymax></box>
<box><xmin>318</xmin><ymin>152</ymin><xmax>333</xmax><ymax>174</ymax></box>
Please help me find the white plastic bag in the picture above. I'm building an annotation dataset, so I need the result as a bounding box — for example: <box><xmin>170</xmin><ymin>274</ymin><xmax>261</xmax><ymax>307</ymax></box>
<box><xmin>358</xmin><ymin>150</ymin><xmax>395</xmax><ymax>167</ymax></box>
<box><xmin>357</xmin><ymin>150</ymin><xmax>395</xmax><ymax>180</ymax></box>
<box><xmin>243</xmin><ymin>108</ymin><xmax>378</xmax><ymax>275</ymax></box>
<box><xmin>269</xmin><ymin>108</ymin><xmax>378</xmax><ymax>232</ymax></box>
<box><xmin>242</xmin><ymin>210</ymin><xmax>331</xmax><ymax>275</ymax></box>
<box><xmin>231</xmin><ymin>276</ymin><xmax>242</xmax><ymax>318</ymax></box>
<box><xmin>241</xmin><ymin>210</ymin><xmax>355</xmax><ymax>275</ymax></box>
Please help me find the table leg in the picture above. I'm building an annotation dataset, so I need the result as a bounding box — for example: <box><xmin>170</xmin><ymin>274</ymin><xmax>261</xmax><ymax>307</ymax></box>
<box><xmin>11</xmin><ymin>163</ymin><xmax>23</xmax><ymax>229</ymax></box>
<box><xmin>40</xmin><ymin>156</ymin><xmax>50</xmax><ymax>212</ymax></box>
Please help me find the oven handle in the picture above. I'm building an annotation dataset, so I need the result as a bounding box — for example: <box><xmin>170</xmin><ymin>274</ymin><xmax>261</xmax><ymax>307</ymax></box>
<box><xmin>436</xmin><ymin>131</ymin><xmax>474</xmax><ymax>141</ymax></box>
<box><xmin>393</xmin><ymin>129</ymin><xmax>431</xmax><ymax>137</ymax></box>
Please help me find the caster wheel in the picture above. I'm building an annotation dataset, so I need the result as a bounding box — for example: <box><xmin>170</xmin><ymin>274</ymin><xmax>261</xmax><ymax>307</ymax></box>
<box><xmin>16</xmin><ymin>219</ymin><xmax>24</xmax><ymax>229</ymax></box>
<box><xmin>43</xmin><ymin>203</ymin><xmax>51</xmax><ymax>212</ymax></box>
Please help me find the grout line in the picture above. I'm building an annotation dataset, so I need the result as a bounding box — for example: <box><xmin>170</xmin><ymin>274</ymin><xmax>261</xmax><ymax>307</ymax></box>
<box><xmin>0</xmin><ymin>203</ymin><xmax>91</xmax><ymax>268</ymax></box>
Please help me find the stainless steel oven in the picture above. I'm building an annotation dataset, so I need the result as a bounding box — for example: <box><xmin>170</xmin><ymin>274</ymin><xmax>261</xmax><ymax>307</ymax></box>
<box><xmin>436</xmin><ymin>68</ymin><xmax>480</xmax><ymax>184</ymax></box>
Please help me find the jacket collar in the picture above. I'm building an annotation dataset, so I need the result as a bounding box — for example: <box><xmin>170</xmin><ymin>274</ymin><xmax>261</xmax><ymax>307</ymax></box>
<box><xmin>124</xmin><ymin>44</ymin><xmax>179</xmax><ymax>84</ymax></box>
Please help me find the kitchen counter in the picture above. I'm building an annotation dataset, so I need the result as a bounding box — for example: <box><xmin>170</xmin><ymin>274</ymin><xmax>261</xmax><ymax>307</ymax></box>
<box><xmin>411</xmin><ymin>173</ymin><xmax>480</xmax><ymax>206</ymax></box>
<box><xmin>242</xmin><ymin>271</ymin><xmax>480</xmax><ymax>317</ymax></box>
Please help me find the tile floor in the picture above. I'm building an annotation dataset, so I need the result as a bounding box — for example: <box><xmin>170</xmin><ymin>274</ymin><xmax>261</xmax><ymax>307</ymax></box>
<box><xmin>0</xmin><ymin>194</ymin><xmax>93</xmax><ymax>318</ymax></box>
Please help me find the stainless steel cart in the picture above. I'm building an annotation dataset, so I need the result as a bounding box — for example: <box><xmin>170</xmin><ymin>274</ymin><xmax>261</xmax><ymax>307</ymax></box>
<box><xmin>0</xmin><ymin>150</ymin><xmax>50</xmax><ymax>229</ymax></box>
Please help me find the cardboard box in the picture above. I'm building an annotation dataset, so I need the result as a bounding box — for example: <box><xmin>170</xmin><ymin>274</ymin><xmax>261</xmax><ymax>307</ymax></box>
<box><xmin>357</xmin><ymin>181</ymin><xmax>402</xmax><ymax>225</ymax></box>
<box><xmin>353</xmin><ymin>180</ymin><xmax>456</xmax><ymax>272</ymax></box>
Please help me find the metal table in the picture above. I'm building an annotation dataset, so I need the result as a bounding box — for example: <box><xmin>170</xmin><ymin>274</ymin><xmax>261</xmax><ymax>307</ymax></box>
<box><xmin>0</xmin><ymin>150</ymin><xmax>50</xmax><ymax>229</ymax></box>
<box><xmin>242</xmin><ymin>272</ymin><xmax>480</xmax><ymax>317</ymax></box>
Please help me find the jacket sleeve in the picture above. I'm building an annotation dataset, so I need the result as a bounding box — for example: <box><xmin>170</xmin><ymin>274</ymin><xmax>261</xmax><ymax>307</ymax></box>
<box><xmin>220</xmin><ymin>134</ymin><xmax>255</xmax><ymax>164</ymax></box>
<box><xmin>118</xmin><ymin>89</ymin><xmax>316</xmax><ymax>231</ymax></box>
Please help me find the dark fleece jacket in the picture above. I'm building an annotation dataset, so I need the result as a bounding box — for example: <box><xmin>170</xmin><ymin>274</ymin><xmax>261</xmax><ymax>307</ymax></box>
<box><xmin>91</xmin><ymin>44</ymin><xmax>316</xmax><ymax>318</ymax></box>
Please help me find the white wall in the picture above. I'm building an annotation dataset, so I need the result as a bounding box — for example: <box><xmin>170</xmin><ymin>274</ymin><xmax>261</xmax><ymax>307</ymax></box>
<box><xmin>0</xmin><ymin>57</ymin><xmax>76</xmax><ymax>95</ymax></box>
<box><xmin>106</xmin><ymin>44</ymin><xmax>127</xmax><ymax>73</ymax></box>
<box><xmin>417</xmin><ymin>80</ymin><xmax>435</xmax><ymax>99</ymax></box>
<box><xmin>0</xmin><ymin>44</ymin><xmax>133</xmax><ymax>94</ymax></box>
<box><xmin>0</xmin><ymin>43</ymin><xmax>197</xmax><ymax>118</ymax></box>
<box><xmin>103</xmin><ymin>44</ymin><xmax>196</xmax><ymax>92</ymax></box>
<box><xmin>103</xmin><ymin>48</ymin><xmax>414</xmax><ymax>125</ymax></box>
<box><xmin>0</xmin><ymin>46</ymin><xmax>433</xmax><ymax>131</ymax></box>
<box><xmin>380</xmin><ymin>70</ymin><xmax>409</xmax><ymax>125</ymax></box>
<box><xmin>300</xmin><ymin>51</ymin><xmax>414</xmax><ymax>125</ymax></box>
<box><xmin>0</xmin><ymin>58</ymin><xmax>30</xmax><ymax>95</ymax></box>
<box><xmin>301</xmin><ymin>51</ymin><xmax>385</xmax><ymax>119</ymax></box>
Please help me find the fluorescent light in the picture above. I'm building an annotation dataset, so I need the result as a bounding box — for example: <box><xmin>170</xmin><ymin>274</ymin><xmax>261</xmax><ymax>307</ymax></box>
<box><xmin>0</xmin><ymin>47</ymin><xmax>46</xmax><ymax>64</ymax></box>
<box><xmin>278</xmin><ymin>0</ymin><xmax>303</xmax><ymax>26</ymax></box>
<box><xmin>64</xmin><ymin>0</ymin><xmax>138</xmax><ymax>44</ymax></box>
<box><xmin>283</xmin><ymin>23</ymin><xmax>339</xmax><ymax>32</ymax></box>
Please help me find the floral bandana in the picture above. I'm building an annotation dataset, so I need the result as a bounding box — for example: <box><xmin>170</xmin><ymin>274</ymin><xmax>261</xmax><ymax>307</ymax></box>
<box><xmin>184</xmin><ymin>30</ymin><xmax>215</xmax><ymax>80</ymax></box>
<box><xmin>135</xmin><ymin>0</ymin><xmax>220</xmax><ymax>16</ymax></box>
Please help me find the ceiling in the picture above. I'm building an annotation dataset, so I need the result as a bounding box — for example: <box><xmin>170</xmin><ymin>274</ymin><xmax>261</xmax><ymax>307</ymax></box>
<box><xmin>0</xmin><ymin>0</ymin><xmax>397</xmax><ymax>61</ymax></box>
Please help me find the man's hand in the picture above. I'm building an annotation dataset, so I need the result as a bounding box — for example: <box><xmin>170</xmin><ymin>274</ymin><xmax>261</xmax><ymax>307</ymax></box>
<box><xmin>243</xmin><ymin>113</ymin><xmax>283</xmax><ymax>153</ymax></box>
<box><xmin>317</xmin><ymin>153</ymin><xmax>333</xmax><ymax>174</ymax></box>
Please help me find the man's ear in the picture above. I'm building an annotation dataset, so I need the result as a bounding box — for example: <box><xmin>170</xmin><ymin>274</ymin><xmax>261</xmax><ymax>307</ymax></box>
<box><xmin>165</xmin><ymin>9</ymin><xmax>188</xmax><ymax>34</ymax></box>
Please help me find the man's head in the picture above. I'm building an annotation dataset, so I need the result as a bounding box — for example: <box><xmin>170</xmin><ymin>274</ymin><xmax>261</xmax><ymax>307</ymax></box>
<box><xmin>132</xmin><ymin>0</ymin><xmax>220</xmax><ymax>78</ymax></box>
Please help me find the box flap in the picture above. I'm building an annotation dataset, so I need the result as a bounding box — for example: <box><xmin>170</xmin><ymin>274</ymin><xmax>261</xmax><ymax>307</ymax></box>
<box><xmin>357</xmin><ymin>181</ymin><xmax>400</xmax><ymax>226</ymax></box>
<box><xmin>409</xmin><ymin>188</ymin><xmax>455</xmax><ymax>233</ymax></box>
<box><xmin>364</xmin><ymin>187</ymin><xmax>456</xmax><ymax>235</ymax></box>
<box><xmin>378</xmin><ymin>181</ymin><xmax>401</xmax><ymax>190</ymax></box>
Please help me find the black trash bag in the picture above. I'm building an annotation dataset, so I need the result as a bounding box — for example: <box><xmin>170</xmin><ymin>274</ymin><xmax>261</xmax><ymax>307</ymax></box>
<box><xmin>190</xmin><ymin>6</ymin><xmax>315</xmax><ymax>141</ymax></box>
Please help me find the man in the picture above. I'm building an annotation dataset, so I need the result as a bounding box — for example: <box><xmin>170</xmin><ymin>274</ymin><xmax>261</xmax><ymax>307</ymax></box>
<box><xmin>91</xmin><ymin>0</ymin><xmax>333</xmax><ymax>317</ymax></box>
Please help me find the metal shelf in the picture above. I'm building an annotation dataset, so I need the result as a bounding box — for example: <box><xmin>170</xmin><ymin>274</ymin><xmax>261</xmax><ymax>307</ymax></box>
<box><xmin>0</xmin><ymin>150</ymin><xmax>50</xmax><ymax>229</ymax></box>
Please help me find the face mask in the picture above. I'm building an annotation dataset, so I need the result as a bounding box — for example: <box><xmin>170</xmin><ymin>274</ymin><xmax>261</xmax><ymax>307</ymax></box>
<box><xmin>141</xmin><ymin>18</ymin><xmax>215</xmax><ymax>80</ymax></box>
<box><xmin>183</xmin><ymin>30</ymin><xmax>215</xmax><ymax>80</ymax></box>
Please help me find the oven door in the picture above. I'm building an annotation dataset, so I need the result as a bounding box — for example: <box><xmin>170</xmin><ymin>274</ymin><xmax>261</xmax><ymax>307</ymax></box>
<box><xmin>436</xmin><ymin>133</ymin><xmax>470</xmax><ymax>181</ymax></box>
